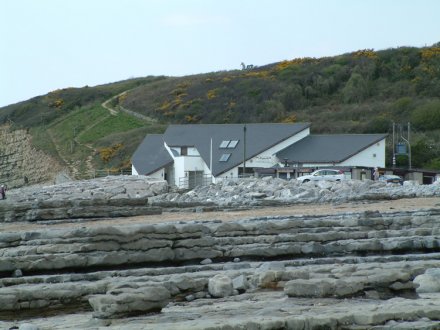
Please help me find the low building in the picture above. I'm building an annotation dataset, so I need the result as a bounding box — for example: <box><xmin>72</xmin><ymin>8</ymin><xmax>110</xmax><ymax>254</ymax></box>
<box><xmin>132</xmin><ymin>123</ymin><xmax>387</xmax><ymax>188</ymax></box>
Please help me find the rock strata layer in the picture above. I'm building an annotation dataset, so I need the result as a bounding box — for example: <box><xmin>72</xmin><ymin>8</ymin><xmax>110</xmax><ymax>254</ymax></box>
<box><xmin>0</xmin><ymin>124</ymin><xmax>63</xmax><ymax>189</ymax></box>
<box><xmin>2</xmin><ymin>176</ymin><xmax>440</xmax><ymax>222</ymax></box>
<box><xmin>0</xmin><ymin>176</ymin><xmax>167</xmax><ymax>222</ymax></box>
<box><xmin>1</xmin><ymin>205</ymin><xmax>440</xmax><ymax>328</ymax></box>
<box><xmin>2</xmin><ymin>177</ymin><xmax>440</xmax><ymax>329</ymax></box>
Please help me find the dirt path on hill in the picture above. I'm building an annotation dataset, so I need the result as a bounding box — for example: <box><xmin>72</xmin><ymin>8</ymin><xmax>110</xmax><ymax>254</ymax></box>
<box><xmin>2</xmin><ymin>197</ymin><xmax>439</xmax><ymax>232</ymax></box>
<box><xmin>101</xmin><ymin>90</ymin><xmax>158</xmax><ymax>122</ymax></box>
<box><xmin>101</xmin><ymin>93</ymin><xmax>121</xmax><ymax>115</ymax></box>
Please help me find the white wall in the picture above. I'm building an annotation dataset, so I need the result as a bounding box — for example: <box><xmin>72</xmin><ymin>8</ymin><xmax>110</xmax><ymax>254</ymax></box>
<box><xmin>340</xmin><ymin>139</ymin><xmax>386</xmax><ymax>168</ymax></box>
<box><xmin>165</xmin><ymin>143</ymin><xmax>210</xmax><ymax>186</ymax></box>
<box><xmin>299</xmin><ymin>139</ymin><xmax>386</xmax><ymax>169</ymax></box>
<box><xmin>216</xmin><ymin>167</ymin><xmax>239</xmax><ymax>182</ymax></box>
<box><xmin>132</xmin><ymin>165</ymin><xmax>139</xmax><ymax>175</ymax></box>
<box><xmin>188</xmin><ymin>147</ymin><xmax>200</xmax><ymax>156</ymax></box>
<box><xmin>173</xmin><ymin>157</ymin><xmax>185</xmax><ymax>186</ymax></box>
<box><xmin>148</xmin><ymin>168</ymin><xmax>165</xmax><ymax>180</ymax></box>
<box><xmin>173</xmin><ymin>155</ymin><xmax>207</xmax><ymax>186</ymax></box>
<box><xmin>259</xmin><ymin>127</ymin><xmax>310</xmax><ymax>166</ymax></box>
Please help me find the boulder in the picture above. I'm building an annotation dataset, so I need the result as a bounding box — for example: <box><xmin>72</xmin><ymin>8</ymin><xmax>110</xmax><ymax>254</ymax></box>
<box><xmin>284</xmin><ymin>278</ymin><xmax>364</xmax><ymax>298</ymax></box>
<box><xmin>13</xmin><ymin>269</ymin><xmax>23</xmax><ymax>277</ymax></box>
<box><xmin>256</xmin><ymin>261</ymin><xmax>285</xmax><ymax>272</ymax></box>
<box><xmin>18</xmin><ymin>323</ymin><xmax>40</xmax><ymax>330</ymax></box>
<box><xmin>414</xmin><ymin>268</ymin><xmax>440</xmax><ymax>293</ymax></box>
<box><xmin>232</xmin><ymin>275</ymin><xmax>248</xmax><ymax>292</ymax></box>
<box><xmin>208</xmin><ymin>274</ymin><xmax>233</xmax><ymax>298</ymax></box>
<box><xmin>200</xmin><ymin>258</ymin><xmax>213</xmax><ymax>265</ymax></box>
<box><xmin>88</xmin><ymin>286</ymin><xmax>170</xmax><ymax>318</ymax></box>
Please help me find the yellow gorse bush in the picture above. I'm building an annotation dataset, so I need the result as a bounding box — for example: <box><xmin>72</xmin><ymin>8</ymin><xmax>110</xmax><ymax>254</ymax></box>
<box><xmin>421</xmin><ymin>47</ymin><xmax>440</xmax><ymax>61</ymax></box>
<box><xmin>352</xmin><ymin>49</ymin><xmax>378</xmax><ymax>59</ymax></box>
<box><xmin>99</xmin><ymin>143</ymin><xmax>123</xmax><ymax>163</ymax></box>
<box><xmin>276</xmin><ymin>57</ymin><xmax>318</xmax><ymax>71</ymax></box>
<box><xmin>206</xmin><ymin>89</ymin><xmax>217</xmax><ymax>99</ymax></box>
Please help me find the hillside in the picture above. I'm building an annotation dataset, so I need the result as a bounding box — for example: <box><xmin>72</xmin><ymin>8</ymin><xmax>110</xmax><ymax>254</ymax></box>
<box><xmin>1</xmin><ymin>44</ymin><xmax>440</xmax><ymax>186</ymax></box>
<box><xmin>0</xmin><ymin>77</ymin><xmax>168</xmax><ymax>184</ymax></box>
<box><xmin>120</xmin><ymin>45</ymin><xmax>440</xmax><ymax>169</ymax></box>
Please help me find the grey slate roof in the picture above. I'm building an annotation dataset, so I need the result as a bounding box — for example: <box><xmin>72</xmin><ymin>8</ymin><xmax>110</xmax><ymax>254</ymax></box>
<box><xmin>276</xmin><ymin>134</ymin><xmax>387</xmax><ymax>163</ymax></box>
<box><xmin>133</xmin><ymin>123</ymin><xmax>310</xmax><ymax>177</ymax></box>
<box><xmin>164</xmin><ymin>123</ymin><xmax>310</xmax><ymax>176</ymax></box>
<box><xmin>131</xmin><ymin>134</ymin><xmax>173</xmax><ymax>175</ymax></box>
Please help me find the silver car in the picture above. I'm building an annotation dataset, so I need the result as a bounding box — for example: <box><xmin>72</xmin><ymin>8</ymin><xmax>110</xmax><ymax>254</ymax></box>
<box><xmin>297</xmin><ymin>169</ymin><xmax>345</xmax><ymax>183</ymax></box>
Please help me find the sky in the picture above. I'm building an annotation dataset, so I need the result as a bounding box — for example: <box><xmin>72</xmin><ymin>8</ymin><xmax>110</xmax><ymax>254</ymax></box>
<box><xmin>1</xmin><ymin>0</ymin><xmax>440</xmax><ymax>107</ymax></box>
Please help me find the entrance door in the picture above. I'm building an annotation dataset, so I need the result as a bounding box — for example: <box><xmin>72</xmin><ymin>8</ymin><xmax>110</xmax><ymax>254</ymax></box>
<box><xmin>188</xmin><ymin>171</ymin><xmax>204</xmax><ymax>189</ymax></box>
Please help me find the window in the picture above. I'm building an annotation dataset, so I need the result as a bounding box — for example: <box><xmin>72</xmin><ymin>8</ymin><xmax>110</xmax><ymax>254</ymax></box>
<box><xmin>181</xmin><ymin>147</ymin><xmax>188</xmax><ymax>156</ymax></box>
<box><xmin>219</xmin><ymin>153</ymin><xmax>231</xmax><ymax>162</ymax></box>
<box><xmin>220</xmin><ymin>140</ymin><xmax>239</xmax><ymax>148</ymax></box>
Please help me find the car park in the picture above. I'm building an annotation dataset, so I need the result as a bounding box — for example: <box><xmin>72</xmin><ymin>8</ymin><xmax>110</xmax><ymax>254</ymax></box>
<box><xmin>378</xmin><ymin>174</ymin><xmax>403</xmax><ymax>185</ymax></box>
<box><xmin>296</xmin><ymin>169</ymin><xmax>345</xmax><ymax>183</ymax></box>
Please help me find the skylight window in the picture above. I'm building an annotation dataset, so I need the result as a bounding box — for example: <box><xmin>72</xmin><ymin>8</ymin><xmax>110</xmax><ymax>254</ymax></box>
<box><xmin>227</xmin><ymin>140</ymin><xmax>239</xmax><ymax>148</ymax></box>
<box><xmin>219</xmin><ymin>140</ymin><xmax>239</xmax><ymax>148</ymax></box>
<box><xmin>219</xmin><ymin>153</ymin><xmax>231</xmax><ymax>162</ymax></box>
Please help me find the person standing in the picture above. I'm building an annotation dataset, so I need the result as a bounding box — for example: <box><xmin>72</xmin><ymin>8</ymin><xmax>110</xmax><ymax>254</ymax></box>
<box><xmin>0</xmin><ymin>184</ymin><xmax>5</xmax><ymax>200</ymax></box>
<box><xmin>373</xmin><ymin>167</ymin><xmax>380</xmax><ymax>181</ymax></box>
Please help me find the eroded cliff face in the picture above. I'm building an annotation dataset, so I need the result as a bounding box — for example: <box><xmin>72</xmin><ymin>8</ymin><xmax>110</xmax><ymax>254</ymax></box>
<box><xmin>0</xmin><ymin>125</ymin><xmax>64</xmax><ymax>188</ymax></box>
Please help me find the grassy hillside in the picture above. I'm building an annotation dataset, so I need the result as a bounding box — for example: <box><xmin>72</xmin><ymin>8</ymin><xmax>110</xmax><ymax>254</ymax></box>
<box><xmin>1</xmin><ymin>43</ymin><xmax>440</xmax><ymax>181</ymax></box>
<box><xmin>0</xmin><ymin>77</ymin><xmax>168</xmax><ymax>179</ymax></box>
<box><xmin>120</xmin><ymin>45</ymin><xmax>440</xmax><ymax>169</ymax></box>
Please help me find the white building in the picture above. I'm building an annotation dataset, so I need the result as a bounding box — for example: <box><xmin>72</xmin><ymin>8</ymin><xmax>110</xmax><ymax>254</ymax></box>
<box><xmin>132</xmin><ymin>123</ymin><xmax>386</xmax><ymax>188</ymax></box>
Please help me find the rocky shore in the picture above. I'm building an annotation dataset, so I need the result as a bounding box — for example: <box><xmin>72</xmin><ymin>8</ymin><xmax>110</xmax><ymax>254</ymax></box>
<box><xmin>1</xmin><ymin>175</ymin><xmax>440</xmax><ymax>222</ymax></box>
<box><xmin>0</xmin><ymin>176</ymin><xmax>166</xmax><ymax>222</ymax></box>
<box><xmin>1</xmin><ymin>176</ymin><xmax>440</xmax><ymax>329</ymax></box>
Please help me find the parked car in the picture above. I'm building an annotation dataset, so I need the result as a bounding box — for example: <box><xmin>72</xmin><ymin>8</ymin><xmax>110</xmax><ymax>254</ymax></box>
<box><xmin>297</xmin><ymin>169</ymin><xmax>345</xmax><ymax>183</ymax></box>
<box><xmin>378</xmin><ymin>174</ymin><xmax>403</xmax><ymax>185</ymax></box>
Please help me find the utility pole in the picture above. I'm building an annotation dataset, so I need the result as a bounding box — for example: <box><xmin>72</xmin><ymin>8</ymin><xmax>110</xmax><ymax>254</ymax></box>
<box><xmin>209</xmin><ymin>138</ymin><xmax>213</xmax><ymax>182</ymax></box>
<box><xmin>399</xmin><ymin>122</ymin><xmax>412</xmax><ymax>170</ymax></box>
<box><xmin>408</xmin><ymin>122</ymin><xmax>412</xmax><ymax>170</ymax></box>
<box><xmin>243</xmin><ymin>124</ymin><xmax>247</xmax><ymax>177</ymax></box>
<box><xmin>392</xmin><ymin>122</ymin><xmax>396</xmax><ymax>168</ymax></box>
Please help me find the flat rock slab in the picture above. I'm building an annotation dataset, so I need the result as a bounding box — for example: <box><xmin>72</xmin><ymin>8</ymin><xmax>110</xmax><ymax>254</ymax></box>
<box><xmin>3</xmin><ymin>292</ymin><xmax>440</xmax><ymax>329</ymax></box>
<box><xmin>1</xmin><ymin>177</ymin><xmax>440</xmax><ymax>329</ymax></box>
<box><xmin>0</xmin><ymin>176</ymin><xmax>167</xmax><ymax>222</ymax></box>
<box><xmin>89</xmin><ymin>286</ymin><xmax>171</xmax><ymax>318</ymax></box>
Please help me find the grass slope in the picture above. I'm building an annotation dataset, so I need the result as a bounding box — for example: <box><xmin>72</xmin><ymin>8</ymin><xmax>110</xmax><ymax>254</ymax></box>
<box><xmin>0</xmin><ymin>77</ymin><xmax>168</xmax><ymax>178</ymax></box>
<box><xmin>1</xmin><ymin>44</ymin><xmax>440</xmax><ymax>177</ymax></box>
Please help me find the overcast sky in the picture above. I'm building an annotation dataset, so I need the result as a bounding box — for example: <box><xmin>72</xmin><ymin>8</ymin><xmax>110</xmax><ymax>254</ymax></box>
<box><xmin>1</xmin><ymin>0</ymin><xmax>439</xmax><ymax>107</ymax></box>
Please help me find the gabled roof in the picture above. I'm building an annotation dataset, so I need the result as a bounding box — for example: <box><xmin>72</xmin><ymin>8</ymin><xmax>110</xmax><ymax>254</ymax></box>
<box><xmin>165</xmin><ymin>123</ymin><xmax>310</xmax><ymax>176</ymax></box>
<box><xmin>131</xmin><ymin>134</ymin><xmax>173</xmax><ymax>175</ymax></box>
<box><xmin>276</xmin><ymin>134</ymin><xmax>387</xmax><ymax>163</ymax></box>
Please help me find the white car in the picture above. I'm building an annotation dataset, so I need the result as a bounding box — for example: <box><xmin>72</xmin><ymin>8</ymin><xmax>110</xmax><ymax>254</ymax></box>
<box><xmin>297</xmin><ymin>169</ymin><xmax>345</xmax><ymax>183</ymax></box>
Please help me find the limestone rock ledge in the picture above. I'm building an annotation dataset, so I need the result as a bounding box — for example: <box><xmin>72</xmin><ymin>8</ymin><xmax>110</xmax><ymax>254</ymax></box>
<box><xmin>89</xmin><ymin>286</ymin><xmax>171</xmax><ymax>318</ymax></box>
<box><xmin>1</xmin><ymin>208</ymin><xmax>439</xmax><ymax>273</ymax></box>
<box><xmin>0</xmin><ymin>175</ymin><xmax>167</xmax><ymax>222</ymax></box>
<box><xmin>1</xmin><ymin>206</ymin><xmax>440</xmax><ymax>328</ymax></box>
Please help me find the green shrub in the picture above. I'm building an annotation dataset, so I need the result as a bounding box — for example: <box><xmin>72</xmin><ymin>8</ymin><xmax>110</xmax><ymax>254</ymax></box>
<box><xmin>411</xmin><ymin>101</ymin><xmax>440</xmax><ymax>130</ymax></box>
